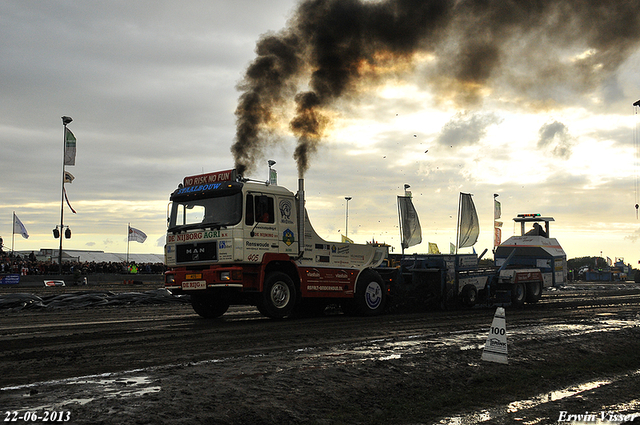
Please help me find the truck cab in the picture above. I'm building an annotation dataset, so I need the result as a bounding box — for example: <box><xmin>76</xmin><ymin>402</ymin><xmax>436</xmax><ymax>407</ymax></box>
<box><xmin>165</xmin><ymin>168</ymin><xmax>388</xmax><ymax>319</ymax></box>
<box><xmin>165</xmin><ymin>170</ymin><xmax>299</xmax><ymax>268</ymax></box>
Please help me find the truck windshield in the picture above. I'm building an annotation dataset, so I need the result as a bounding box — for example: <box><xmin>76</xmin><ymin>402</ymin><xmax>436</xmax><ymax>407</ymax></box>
<box><xmin>168</xmin><ymin>192</ymin><xmax>242</xmax><ymax>231</ymax></box>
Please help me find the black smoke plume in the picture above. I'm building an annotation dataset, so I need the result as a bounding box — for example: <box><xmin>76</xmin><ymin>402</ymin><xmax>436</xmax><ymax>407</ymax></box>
<box><xmin>233</xmin><ymin>0</ymin><xmax>640</xmax><ymax>177</ymax></box>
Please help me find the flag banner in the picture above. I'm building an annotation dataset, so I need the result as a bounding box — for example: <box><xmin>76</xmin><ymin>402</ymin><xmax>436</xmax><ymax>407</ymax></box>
<box><xmin>64</xmin><ymin>127</ymin><xmax>76</xmax><ymax>166</ymax></box>
<box><xmin>494</xmin><ymin>227</ymin><xmax>501</xmax><ymax>247</ymax></box>
<box><xmin>428</xmin><ymin>242</ymin><xmax>440</xmax><ymax>254</ymax></box>
<box><xmin>341</xmin><ymin>234</ymin><xmax>353</xmax><ymax>244</ymax></box>
<box><xmin>398</xmin><ymin>196</ymin><xmax>422</xmax><ymax>249</ymax></box>
<box><xmin>13</xmin><ymin>213</ymin><xmax>29</xmax><ymax>239</ymax></box>
<box><xmin>63</xmin><ymin>188</ymin><xmax>77</xmax><ymax>213</ymax></box>
<box><xmin>494</xmin><ymin>221</ymin><xmax>503</xmax><ymax>228</ymax></box>
<box><xmin>64</xmin><ymin>171</ymin><xmax>75</xmax><ymax>183</ymax></box>
<box><xmin>128</xmin><ymin>226</ymin><xmax>147</xmax><ymax>243</ymax></box>
<box><xmin>494</xmin><ymin>198</ymin><xmax>501</xmax><ymax>220</ymax></box>
<box><xmin>450</xmin><ymin>242</ymin><xmax>455</xmax><ymax>254</ymax></box>
<box><xmin>458</xmin><ymin>193</ymin><xmax>479</xmax><ymax>248</ymax></box>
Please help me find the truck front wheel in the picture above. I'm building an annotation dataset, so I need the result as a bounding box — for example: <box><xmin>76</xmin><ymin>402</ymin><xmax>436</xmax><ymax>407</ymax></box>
<box><xmin>353</xmin><ymin>269</ymin><xmax>386</xmax><ymax>316</ymax></box>
<box><xmin>259</xmin><ymin>272</ymin><xmax>297</xmax><ymax>319</ymax></box>
<box><xmin>511</xmin><ymin>282</ymin><xmax>526</xmax><ymax>308</ymax></box>
<box><xmin>191</xmin><ymin>294</ymin><xmax>230</xmax><ymax>319</ymax></box>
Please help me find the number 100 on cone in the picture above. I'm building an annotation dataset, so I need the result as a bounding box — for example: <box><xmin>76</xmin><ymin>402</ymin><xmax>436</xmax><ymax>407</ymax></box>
<box><xmin>481</xmin><ymin>307</ymin><xmax>508</xmax><ymax>364</ymax></box>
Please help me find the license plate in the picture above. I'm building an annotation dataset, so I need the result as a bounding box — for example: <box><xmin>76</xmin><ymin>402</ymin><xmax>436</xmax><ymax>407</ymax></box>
<box><xmin>186</xmin><ymin>273</ymin><xmax>202</xmax><ymax>280</ymax></box>
<box><xmin>182</xmin><ymin>280</ymin><xmax>206</xmax><ymax>290</ymax></box>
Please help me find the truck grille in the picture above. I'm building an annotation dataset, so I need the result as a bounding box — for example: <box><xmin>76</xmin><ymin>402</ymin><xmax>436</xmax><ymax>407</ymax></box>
<box><xmin>176</xmin><ymin>242</ymin><xmax>217</xmax><ymax>263</ymax></box>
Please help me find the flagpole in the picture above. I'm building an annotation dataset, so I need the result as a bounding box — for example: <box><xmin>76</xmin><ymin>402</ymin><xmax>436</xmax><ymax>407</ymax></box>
<box><xmin>397</xmin><ymin>197</ymin><xmax>404</xmax><ymax>256</ymax></box>
<box><xmin>127</xmin><ymin>223</ymin><xmax>130</xmax><ymax>265</ymax></box>
<box><xmin>58</xmin><ymin>117</ymin><xmax>72</xmax><ymax>273</ymax></box>
<box><xmin>455</xmin><ymin>192</ymin><xmax>462</xmax><ymax>255</ymax></box>
<box><xmin>493</xmin><ymin>194</ymin><xmax>498</xmax><ymax>254</ymax></box>
<box><xmin>11</xmin><ymin>211</ymin><xmax>15</xmax><ymax>253</ymax></box>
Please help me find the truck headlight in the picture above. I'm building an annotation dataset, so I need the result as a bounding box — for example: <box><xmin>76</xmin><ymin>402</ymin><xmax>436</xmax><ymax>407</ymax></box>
<box><xmin>220</xmin><ymin>271</ymin><xmax>230</xmax><ymax>281</ymax></box>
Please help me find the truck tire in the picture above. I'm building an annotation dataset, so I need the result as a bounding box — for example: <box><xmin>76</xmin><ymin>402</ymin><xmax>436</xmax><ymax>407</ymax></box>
<box><xmin>259</xmin><ymin>272</ymin><xmax>297</xmax><ymax>319</ymax></box>
<box><xmin>190</xmin><ymin>294</ymin><xmax>230</xmax><ymax>319</ymax></box>
<box><xmin>461</xmin><ymin>285</ymin><xmax>477</xmax><ymax>308</ymax></box>
<box><xmin>526</xmin><ymin>281</ymin><xmax>542</xmax><ymax>303</ymax></box>
<box><xmin>353</xmin><ymin>269</ymin><xmax>386</xmax><ymax>316</ymax></box>
<box><xmin>511</xmin><ymin>282</ymin><xmax>526</xmax><ymax>308</ymax></box>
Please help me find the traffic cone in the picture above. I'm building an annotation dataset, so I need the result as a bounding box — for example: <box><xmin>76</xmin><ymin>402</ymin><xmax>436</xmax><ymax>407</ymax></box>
<box><xmin>481</xmin><ymin>307</ymin><xmax>508</xmax><ymax>364</ymax></box>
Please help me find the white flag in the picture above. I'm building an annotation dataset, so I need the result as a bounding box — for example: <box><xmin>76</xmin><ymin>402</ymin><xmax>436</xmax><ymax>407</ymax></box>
<box><xmin>458</xmin><ymin>193</ymin><xmax>479</xmax><ymax>248</ymax></box>
<box><xmin>13</xmin><ymin>213</ymin><xmax>29</xmax><ymax>239</ymax></box>
<box><xmin>397</xmin><ymin>195</ymin><xmax>422</xmax><ymax>249</ymax></box>
<box><xmin>128</xmin><ymin>226</ymin><xmax>147</xmax><ymax>243</ymax></box>
<box><xmin>64</xmin><ymin>127</ymin><xmax>76</xmax><ymax>166</ymax></box>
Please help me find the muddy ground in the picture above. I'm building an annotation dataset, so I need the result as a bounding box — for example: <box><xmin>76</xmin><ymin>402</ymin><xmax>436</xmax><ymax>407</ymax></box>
<box><xmin>1</xmin><ymin>282</ymin><xmax>640</xmax><ymax>424</ymax></box>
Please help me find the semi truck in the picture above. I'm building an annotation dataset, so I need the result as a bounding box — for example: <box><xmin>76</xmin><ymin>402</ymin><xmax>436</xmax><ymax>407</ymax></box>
<box><xmin>164</xmin><ymin>166</ymin><xmax>566</xmax><ymax>318</ymax></box>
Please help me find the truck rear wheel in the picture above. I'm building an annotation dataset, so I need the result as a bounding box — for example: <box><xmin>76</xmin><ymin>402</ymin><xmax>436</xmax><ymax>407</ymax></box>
<box><xmin>259</xmin><ymin>272</ymin><xmax>297</xmax><ymax>319</ymax></box>
<box><xmin>511</xmin><ymin>282</ymin><xmax>526</xmax><ymax>308</ymax></box>
<box><xmin>526</xmin><ymin>281</ymin><xmax>542</xmax><ymax>303</ymax></box>
<box><xmin>353</xmin><ymin>269</ymin><xmax>386</xmax><ymax>316</ymax></box>
<box><xmin>190</xmin><ymin>294</ymin><xmax>230</xmax><ymax>319</ymax></box>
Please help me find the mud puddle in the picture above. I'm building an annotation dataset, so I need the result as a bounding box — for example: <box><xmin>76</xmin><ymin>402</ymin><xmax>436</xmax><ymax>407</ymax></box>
<box><xmin>439</xmin><ymin>370</ymin><xmax>640</xmax><ymax>424</ymax></box>
<box><xmin>2</xmin><ymin>372</ymin><xmax>161</xmax><ymax>413</ymax></box>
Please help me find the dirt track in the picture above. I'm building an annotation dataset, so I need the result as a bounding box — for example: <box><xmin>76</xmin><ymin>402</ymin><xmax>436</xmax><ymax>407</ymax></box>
<box><xmin>1</xmin><ymin>283</ymin><xmax>640</xmax><ymax>424</ymax></box>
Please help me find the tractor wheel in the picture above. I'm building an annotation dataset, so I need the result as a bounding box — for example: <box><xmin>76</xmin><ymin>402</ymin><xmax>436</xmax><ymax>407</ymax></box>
<box><xmin>511</xmin><ymin>282</ymin><xmax>526</xmax><ymax>308</ymax></box>
<box><xmin>526</xmin><ymin>281</ymin><xmax>542</xmax><ymax>303</ymax></box>
<box><xmin>258</xmin><ymin>272</ymin><xmax>297</xmax><ymax>319</ymax></box>
<box><xmin>190</xmin><ymin>294</ymin><xmax>230</xmax><ymax>319</ymax></box>
<box><xmin>461</xmin><ymin>285</ymin><xmax>478</xmax><ymax>308</ymax></box>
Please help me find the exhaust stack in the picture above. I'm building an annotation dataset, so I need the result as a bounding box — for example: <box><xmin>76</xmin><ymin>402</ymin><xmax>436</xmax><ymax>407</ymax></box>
<box><xmin>297</xmin><ymin>178</ymin><xmax>305</xmax><ymax>257</ymax></box>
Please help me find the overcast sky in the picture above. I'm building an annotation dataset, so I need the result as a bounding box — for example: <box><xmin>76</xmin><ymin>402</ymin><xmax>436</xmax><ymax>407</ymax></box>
<box><xmin>2</xmin><ymin>1</ymin><xmax>640</xmax><ymax>266</ymax></box>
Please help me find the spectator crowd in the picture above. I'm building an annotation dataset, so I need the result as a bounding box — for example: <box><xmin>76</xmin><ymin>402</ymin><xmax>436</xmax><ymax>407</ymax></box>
<box><xmin>1</xmin><ymin>251</ymin><xmax>165</xmax><ymax>276</ymax></box>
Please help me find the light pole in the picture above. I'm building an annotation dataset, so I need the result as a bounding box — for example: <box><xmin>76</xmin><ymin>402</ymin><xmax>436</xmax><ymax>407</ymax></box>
<box><xmin>345</xmin><ymin>197</ymin><xmax>352</xmax><ymax>239</ymax></box>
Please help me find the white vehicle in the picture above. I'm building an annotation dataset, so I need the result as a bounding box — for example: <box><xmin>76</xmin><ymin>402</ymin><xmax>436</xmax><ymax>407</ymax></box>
<box><xmin>165</xmin><ymin>168</ymin><xmax>387</xmax><ymax>319</ymax></box>
<box><xmin>495</xmin><ymin>214</ymin><xmax>567</xmax><ymax>288</ymax></box>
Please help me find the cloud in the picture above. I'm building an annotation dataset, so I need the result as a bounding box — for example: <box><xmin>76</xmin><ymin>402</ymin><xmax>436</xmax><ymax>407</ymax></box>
<box><xmin>537</xmin><ymin>121</ymin><xmax>574</xmax><ymax>159</ymax></box>
<box><xmin>1</xmin><ymin>1</ymin><xmax>639</xmax><ymax>264</ymax></box>
<box><xmin>435</xmin><ymin>112</ymin><xmax>502</xmax><ymax>148</ymax></box>
<box><xmin>624</xmin><ymin>228</ymin><xmax>640</xmax><ymax>243</ymax></box>
<box><xmin>232</xmin><ymin>0</ymin><xmax>640</xmax><ymax>176</ymax></box>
